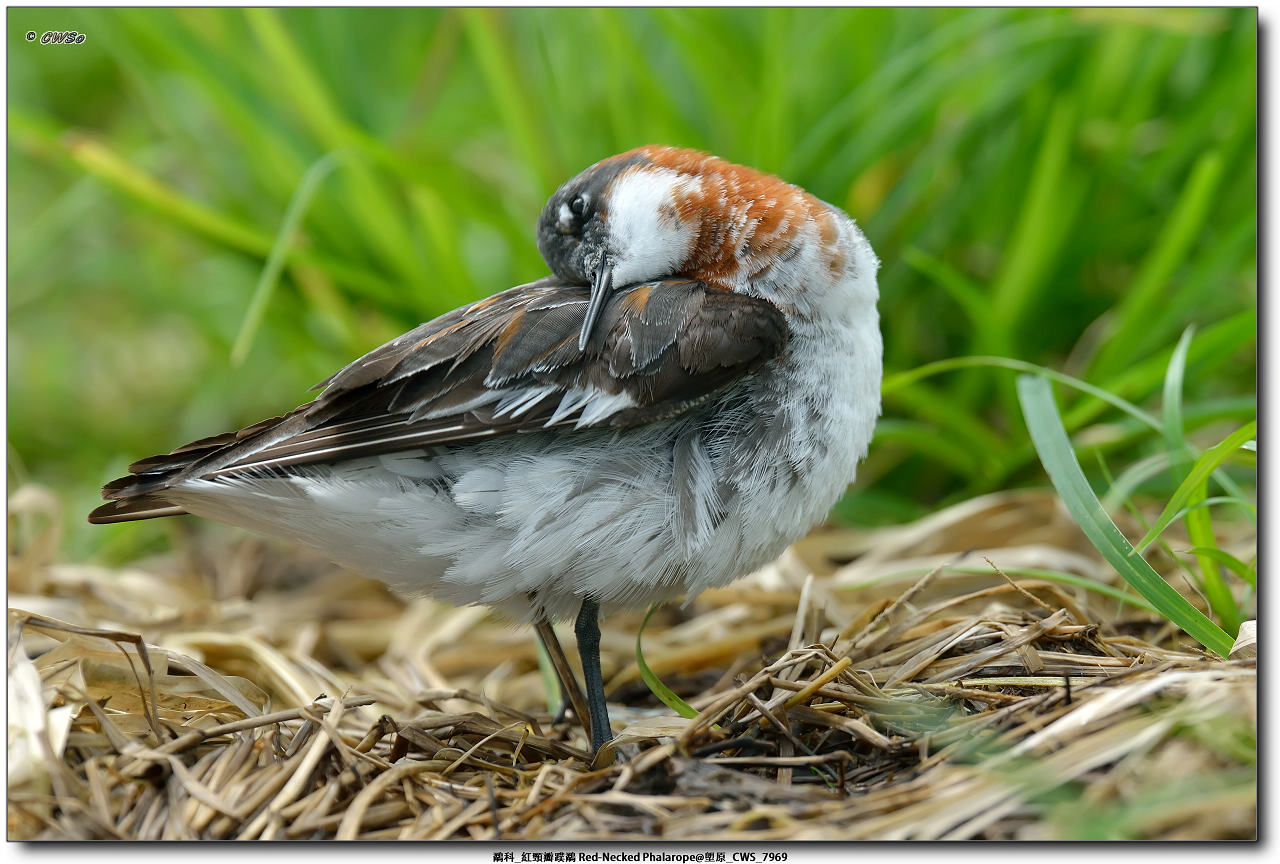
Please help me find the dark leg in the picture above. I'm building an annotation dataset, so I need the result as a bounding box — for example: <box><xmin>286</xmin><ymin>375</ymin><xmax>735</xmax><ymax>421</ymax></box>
<box><xmin>534</xmin><ymin>618</ymin><xmax>591</xmax><ymax>735</ymax></box>
<box><xmin>574</xmin><ymin>597</ymin><xmax>613</xmax><ymax>753</ymax></box>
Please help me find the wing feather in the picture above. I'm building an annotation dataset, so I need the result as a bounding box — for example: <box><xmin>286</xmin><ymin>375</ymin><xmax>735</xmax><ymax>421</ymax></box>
<box><xmin>89</xmin><ymin>278</ymin><xmax>787</xmax><ymax>523</ymax></box>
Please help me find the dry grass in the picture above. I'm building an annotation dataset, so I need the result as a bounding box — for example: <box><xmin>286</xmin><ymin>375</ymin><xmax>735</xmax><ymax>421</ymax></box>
<box><xmin>8</xmin><ymin>486</ymin><xmax>1256</xmax><ymax>840</ymax></box>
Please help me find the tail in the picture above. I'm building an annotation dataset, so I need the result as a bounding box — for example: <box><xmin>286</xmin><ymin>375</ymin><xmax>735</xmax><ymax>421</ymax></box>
<box><xmin>87</xmin><ymin>459</ymin><xmax>197</xmax><ymax>524</ymax></box>
<box><xmin>88</xmin><ymin>496</ymin><xmax>189</xmax><ymax>524</ymax></box>
<box><xmin>88</xmin><ymin>412</ymin><xmax>300</xmax><ymax>525</ymax></box>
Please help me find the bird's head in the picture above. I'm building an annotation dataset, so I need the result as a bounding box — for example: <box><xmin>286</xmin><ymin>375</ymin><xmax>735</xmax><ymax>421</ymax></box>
<box><xmin>538</xmin><ymin>145</ymin><xmax>859</xmax><ymax>349</ymax></box>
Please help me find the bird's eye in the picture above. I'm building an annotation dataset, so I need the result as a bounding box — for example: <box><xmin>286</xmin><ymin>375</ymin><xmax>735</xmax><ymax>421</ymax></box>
<box><xmin>569</xmin><ymin>195</ymin><xmax>587</xmax><ymax>216</ymax></box>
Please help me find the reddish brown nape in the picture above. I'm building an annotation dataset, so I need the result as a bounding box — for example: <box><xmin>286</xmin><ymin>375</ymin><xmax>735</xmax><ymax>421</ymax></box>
<box><xmin>614</xmin><ymin>146</ymin><xmax>833</xmax><ymax>289</ymax></box>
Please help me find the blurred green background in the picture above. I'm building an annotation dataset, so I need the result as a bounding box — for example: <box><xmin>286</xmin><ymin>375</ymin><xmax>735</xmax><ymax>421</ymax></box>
<box><xmin>7</xmin><ymin>7</ymin><xmax>1257</xmax><ymax>562</ymax></box>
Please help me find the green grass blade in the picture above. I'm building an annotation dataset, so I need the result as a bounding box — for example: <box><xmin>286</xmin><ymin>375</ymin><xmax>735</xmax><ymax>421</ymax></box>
<box><xmin>748</xmin><ymin>7</ymin><xmax>792</xmax><ymax>169</ymax></box>
<box><xmin>849</xmin><ymin>565</ymin><xmax>1159</xmax><ymax>613</ymax></box>
<box><xmin>1089</xmin><ymin>448</ymin><xmax>1211</xmax><ymax>614</ymax></box>
<box><xmin>231</xmin><ymin>151</ymin><xmax>344</xmax><ymax>366</ymax></box>
<box><xmin>242</xmin><ymin>9</ymin><xmax>347</xmax><ymax>145</ymax></box>
<box><xmin>461</xmin><ymin>8</ymin><xmax>556</xmax><ymax>190</ymax></box>
<box><xmin>1180</xmin><ymin>547</ymin><xmax>1256</xmax><ymax>590</ymax></box>
<box><xmin>1084</xmin><ymin>399</ymin><xmax>1255</xmax><ymax>489</ymax></box>
<box><xmin>635</xmin><ymin>604</ymin><xmax>699</xmax><ymax>720</ymax></box>
<box><xmin>244</xmin><ymin>8</ymin><xmax>427</xmax><ymax>287</ymax></box>
<box><xmin>1160</xmin><ymin>325</ymin><xmax>1243</xmax><ymax>632</ymax></box>
<box><xmin>1100</xmin><ymin>451</ymin><xmax>1174</xmax><ymax>511</ymax></box>
<box><xmin>879</xmin><ymin>381</ymin><xmax>1007</xmax><ymax>462</ymax></box>
<box><xmin>1132</xmin><ymin>421</ymin><xmax>1257</xmax><ymax>554</ymax></box>
<box><xmin>1161</xmin><ymin>327</ymin><xmax>1195</xmax><ymax>453</ymax></box>
<box><xmin>885</xmin><ymin>355</ymin><xmax>1162</xmax><ymax>432</ymax></box>
<box><xmin>983</xmin><ymin>95</ymin><xmax>1082</xmax><ymax>432</ymax></box>
<box><xmin>533</xmin><ymin>632</ymin><xmax>562</xmax><ymax>716</ymax></box>
<box><xmin>902</xmin><ymin>246</ymin><xmax>990</xmax><ymax>327</ymax></box>
<box><xmin>790</xmin><ymin>9</ymin><xmax>1005</xmax><ymax>170</ymax></box>
<box><xmin>1016</xmin><ymin>374</ymin><xmax>1233</xmax><ymax>656</ymax></box>
<box><xmin>1169</xmin><ymin>497</ymin><xmax>1256</xmax><ymax>520</ymax></box>
<box><xmin>11</xmin><ymin>110</ymin><xmax>406</xmax><ymax>307</ymax></box>
<box><xmin>1062</xmin><ymin>310</ymin><xmax>1256</xmax><ymax>433</ymax></box>
<box><xmin>1090</xmin><ymin>151</ymin><xmax>1225</xmax><ymax>377</ymax></box>
<box><xmin>887</xmin><ymin>352</ymin><xmax>1251</xmax><ymax>501</ymax></box>
<box><xmin>19</xmin><ymin>118</ymin><xmax>272</xmax><ymax>257</ymax></box>
<box><xmin>872</xmin><ymin>420</ymin><xmax>986</xmax><ymax>479</ymax></box>
<box><xmin>989</xmin><ymin>97</ymin><xmax>1077</xmax><ymax>349</ymax></box>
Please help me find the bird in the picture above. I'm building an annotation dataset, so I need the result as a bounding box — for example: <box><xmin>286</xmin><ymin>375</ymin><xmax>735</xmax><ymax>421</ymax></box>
<box><xmin>89</xmin><ymin>145</ymin><xmax>883</xmax><ymax>756</ymax></box>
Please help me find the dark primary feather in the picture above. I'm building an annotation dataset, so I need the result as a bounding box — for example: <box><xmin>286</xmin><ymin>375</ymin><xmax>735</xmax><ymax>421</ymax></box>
<box><xmin>89</xmin><ymin>279</ymin><xmax>787</xmax><ymax>524</ymax></box>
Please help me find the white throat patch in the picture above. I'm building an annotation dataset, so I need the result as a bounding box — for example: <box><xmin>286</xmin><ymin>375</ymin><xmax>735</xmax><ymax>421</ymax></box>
<box><xmin>607</xmin><ymin>168</ymin><xmax>699</xmax><ymax>285</ymax></box>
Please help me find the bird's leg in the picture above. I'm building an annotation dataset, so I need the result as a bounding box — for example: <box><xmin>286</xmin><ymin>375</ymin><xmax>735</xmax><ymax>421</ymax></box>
<box><xmin>574</xmin><ymin>597</ymin><xmax>614</xmax><ymax>753</ymax></box>
<box><xmin>534</xmin><ymin>618</ymin><xmax>591</xmax><ymax>737</ymax></box>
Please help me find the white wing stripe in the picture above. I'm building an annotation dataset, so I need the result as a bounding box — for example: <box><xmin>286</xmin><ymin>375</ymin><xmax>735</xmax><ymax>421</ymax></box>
<box><xmin>494</xmin><ymin>385</ymin><xmax>558</xmax><ymax>418</ymax></box>
<box><xmin>575</xmin><ymin>391</ymin><xmax>636</xmax><ymax>428</ymax></box>
<box><xmin>420</xmin><ymin>389</ymin><xmax>504</xmax><ymax>421</ymax></box>
<box><xmin>546</xmin><ymin>388</ymin><xmax>593</xmax><ymax>425</ymax></box>
<box><xmin>205</xmin><ymin>424</ymin><xmax>483</xmax><ymax>476</ymax></box>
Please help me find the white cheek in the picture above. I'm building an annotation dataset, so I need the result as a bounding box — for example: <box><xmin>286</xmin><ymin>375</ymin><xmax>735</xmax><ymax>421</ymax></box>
<box><xmin>607</xmin><ymin>168</ymin><xmax>698</xmax><ymax>284</ymax></box>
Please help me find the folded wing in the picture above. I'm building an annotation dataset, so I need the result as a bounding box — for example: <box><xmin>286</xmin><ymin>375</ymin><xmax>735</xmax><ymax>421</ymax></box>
<box><xmin>89</xmin><ymin>278</ymin><xmax>787</xmax><ymax>523</ymax></box>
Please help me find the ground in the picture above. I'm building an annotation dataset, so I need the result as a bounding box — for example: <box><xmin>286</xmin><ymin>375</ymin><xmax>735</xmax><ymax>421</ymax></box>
<box><xmin>7</xmin><ymin>487</ymin><xmax>1257</xmax><ymax>840</ymax></box>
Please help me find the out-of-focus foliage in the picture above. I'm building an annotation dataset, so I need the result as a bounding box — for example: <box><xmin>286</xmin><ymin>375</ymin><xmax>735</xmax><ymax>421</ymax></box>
<box><xmin>7</xmin><ymin>8</ymin><xmax>1256</xmax><ymax>559</ymax></box>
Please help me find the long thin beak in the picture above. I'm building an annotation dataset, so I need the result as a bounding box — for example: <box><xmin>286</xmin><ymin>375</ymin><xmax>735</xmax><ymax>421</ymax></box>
<box><xmin>577</xmin><ymin>262</ymin><xmax>613</xmax><ymax>351</ymax></box>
